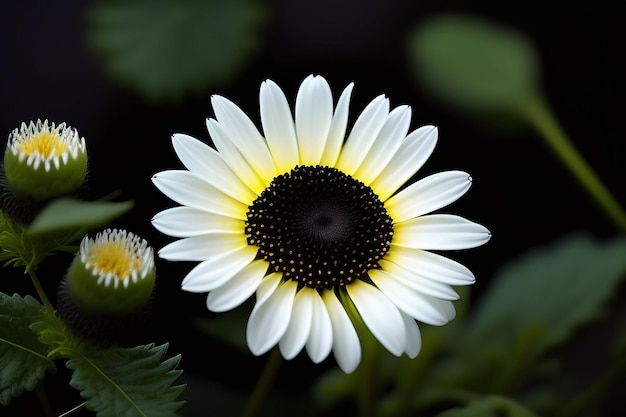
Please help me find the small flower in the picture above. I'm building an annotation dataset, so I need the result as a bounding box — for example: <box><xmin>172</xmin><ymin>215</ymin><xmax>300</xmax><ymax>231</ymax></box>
<box><xmin>152</xmin><ymin>75</ymin><xmax>491</xmax><ymax>373</ymax></box>
<box><xmin>3</xmin><ymin>119</ymin><xmax>87</xmax><ymax>202</ymax></box>
<box><xmin>66</xmin><ymin>228</ymin><xmax>156</xmax><ymax>313</ymax></box>
<box><xmin>57</xmin><ymin>229</ymin><xmax>156</xmax><ymax>344</ymax></box>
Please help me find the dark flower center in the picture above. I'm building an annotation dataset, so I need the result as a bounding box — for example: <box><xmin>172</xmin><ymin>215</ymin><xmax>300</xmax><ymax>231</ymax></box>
<box><xmin>245</xmin><ymin>165</ymin><xmax>393</xmax><ymax>290</ymax></box>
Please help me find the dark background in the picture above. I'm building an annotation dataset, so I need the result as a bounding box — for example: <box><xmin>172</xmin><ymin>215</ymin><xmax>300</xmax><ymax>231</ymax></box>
<box><xmin>2</xmin><ymin>0</ymin><xmax>624</xmax><ymax>416</ymax></box>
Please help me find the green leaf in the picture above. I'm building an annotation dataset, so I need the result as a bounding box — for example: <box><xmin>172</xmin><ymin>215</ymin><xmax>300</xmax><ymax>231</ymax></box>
<box><xmin>468</xmin><ymin>233</ymin><xmax>626</xmax><ymax>353</ymax></box>
<box><xmin>87</xmin><ymin>0</ymin><xmax>268</xmax><ymax>103</ymax></box>
<box><xmin>27</xmin><ymin>197</ymin><xmax>134</xmax><ymax>236</ymax></box>
<box><xmin>407</xmin><ymin>13</ymin><xmax>539</xmax><ymax>115</ymax></box>
<box><xmin>0</xmin><ymin>293</ymin><xmax>56</xmax><ymax>406</ymax></box>
<box><xmin>434</xmin><ymin>395</ymin><xmax>542</xmax><ymax>417</ymax></box>
<box><xmin>66</xmin><ymin>343</ymin><xmax>185</xmax><ymax>417</ymax></box>
<box><xmin>0</xmin><ymin>210</ymin><xmax>81</xmax><ymax>269</ymax></box>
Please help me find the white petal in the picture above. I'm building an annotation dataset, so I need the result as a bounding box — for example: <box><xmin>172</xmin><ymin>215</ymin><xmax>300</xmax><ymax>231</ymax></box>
<box><xmin>279</xmin><ymin>288</ymin><xmax>313</xmax><ymax>360</ymax></box>
<box><xmin>353</xmin><ymin>105</ymin><xmax>412</xmax><ymax>185</ymax></box>
<box><xmin>207</xmin><ymin>119</ymin><xmax>266</xmax><ymax>194</ymax></box>
<box><xmin>305</xmin><ymin>290</ymin><xmax>333</xmax><ymax>363</ymax></box>
<box><xmin>180</xmin><ymin>246</ymin><xmax>257</xmax><ymax>292</ymax></box>
<box><xmin>385</xmin><ymin>246</ymin><xmax>476</xmax><ymax>286</ymax></box>
<box><xmin>346</xmin><ymin>280</ymin><xmax>405</xmax><ymax>356</ymax></box>
<box><xmin>386</xmin><ymin>171</ymin><xmax>472</xmax><ymax>222</ymax></box>
<box><xmin>152</xmin><ymin>207</ymin><xmax>243</xmax><ymax>238</ymax></box>
<box><xmin>371</xmin><ymin>125</ymin><xmax>438</xmax><ymax>202</ymax></box>
<box><xmin>152</xmin><ymin>170</ymin><xmax>248</xmax><ymax>219</ymax></box>
<box><xmin>171</xmin><ymin>133</ymin><xmax>256</xmax><ymax>204</ymax></box>
<box><xmin>260</xmin><ymin>79</ymin><xmax>299</xmax><ymax>173</ymax></box>
<box><xmin>247</xmin><ymin>280</ymin><xmax>297</xmax><ymax>355</ymax></box>
<box><xmin>320</xmin><ymin>83</ymin><xmax>354</xmax><ymax>167</ymax></box>
<box><xmin>206</xmin><ymin>260</ymin><xmax>267</xmax><ymax>312</ymax></box>
<box><xmin>335</xmin><ymin>95</ymin><xmax>390</xmax><ymax>175</ymax></box>
<box><xmin>211</xmin><ymin>95</ymin><xmax>277</xmax><ymax>183</ymax></box>
<box><xmin>158</xmin><ymin>233</ymin><xmax>248</xmax><ymax>261</ymax></box>
<box><xmin>256</xmin><ymin>272</ymin><xmax>282</xmax><ymax>305</ymax></box>
<box><xmin>323</xmin><ymin>291</ymin><xmax>361</xmax><ymax>374</ymax></box>
<box><xmin>378</xmin><ymin>259</ymin><xmax>459</xmax><ymax>301</ymax></box>
<box><xmin>369</xmin><ymin>269</ymin><xmax>455</xmax><ymax>325</ymax></box>
<box><xmin>296</xmin><ymin>75</ymin><xmax>333</xmax><ymax>166</ymax></box>
<box><xmin>401</xmin><ymin>313</ymin><xmax>422</xmax><ymax>358</ymax></box>
<box><xmin>393</xmin><ymin>214</ymin><xmax>491</xmax><ymax>250</ymax></box>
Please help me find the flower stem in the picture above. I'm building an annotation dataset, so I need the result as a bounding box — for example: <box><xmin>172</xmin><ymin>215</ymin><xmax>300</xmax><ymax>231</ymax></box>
<box><xmin>28</xmin><ymin>268</ymin><xmax>55</xmax><ymax>315</ymax></box>
<box><xmin>241</xmin><ymin>347</ymin><xmax>282</xmax><ymax>417</ymax></box>
<box><xmin>520</xmin><ymin>92</ymin><xmax>626</xmax><ymax>233</ymax></box>
<box><xmin>58</xmin><ymin>402</ymin><xmax>87</xmax><ymax>417</ymax></box>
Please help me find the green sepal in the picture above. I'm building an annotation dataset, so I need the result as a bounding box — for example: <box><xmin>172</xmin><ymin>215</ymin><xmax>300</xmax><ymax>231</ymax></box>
<box><xmin>66</xmin><ymin>252</ymin><xmax>156</xmax><ymax>316</ymax></box>
<box><xmin>4</xmin><ymin>146</ymin><xmax>87</xmax><ymax>202</ymax></box>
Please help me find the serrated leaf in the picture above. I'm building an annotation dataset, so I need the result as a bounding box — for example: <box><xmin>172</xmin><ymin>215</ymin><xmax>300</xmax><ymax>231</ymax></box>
<box><xmin>468</xmin><ymin>233</ymin><xmax>626</xmax><ymax>353</ymax></box>
<box><xmin>87</xmin><ymin>0</ymin><xmax>268</xmax><ymax>102</ymax></box>
<box><xmin>407</xmin><ymin>13</ymin><xmax>539</xmax><ymax>114</ymax></box>
<box><xmin>66</xmin><ymin>343</ymin><xmax>185</xmax><ymax>417</ymax></box>
<box><xmin>27</xmin><ymin>197</ymin><xmax>133</xmax><ymax>235</ymax></box>
<box><xmin>0</xmin><ymin>293</ymin><xmax>56</xmax><ymax>406</ymax></box>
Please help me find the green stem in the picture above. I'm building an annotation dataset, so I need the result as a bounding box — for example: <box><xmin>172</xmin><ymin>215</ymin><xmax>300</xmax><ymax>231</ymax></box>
<box><xmin>34</xmin><ymin>381</ymin><xmax>55</xmax><ymax>417</ymax></box>
<box><xmin>241</xmin><ymin>347</ymin><xmax>282</xmax><ymax>417</ymax></box>
<box><xmin>27</xmin><ymin>268</ymin><xmax>55</xmax><ymax>315</ymax></box>
<box><xmin>354</xmin><ymin>333</ymin><xmax>380</xmax><ymax>417</ymax></box>
<box><xmin>520</xmin><ymin>92</ymin><xmax>626</xmax><ymax>233</ymax></box>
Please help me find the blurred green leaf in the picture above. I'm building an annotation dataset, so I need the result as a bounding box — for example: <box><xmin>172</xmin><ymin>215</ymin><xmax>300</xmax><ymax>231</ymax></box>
<box><xmin>407</xmin><ymin>13</ymin><xmax>539</xmax><ymax>115</ymax></box>
<box><xmin>434</xmin><ymin>395</ymin><xmax>542</xmax><ymax>417</ymax></box>
<box><xmin>192</xmin><ymin>301</ymin><xmax>252</xmax><ymax>353</ymax></box>
<box><xmin>88</xmin><ymin>0</ymin><xmax>268</xmax><ymax>102</ymax></box>
<box><xmin>469</xmin><ymin>233</ymin><xmax>626</xmax><ymax>353</ymax></box>
<box><xmin>27</xmin><ymin>197</ymin><xmax>133</xmax><ymax>235</ymax></box>
<box><xmin>67</xmin><ymin>343</ymin><xmax>185</xmax><ymax>417</ymax></box>
<box><xmin>0</xmin><ymin>293</ymin><xmax>56</xmax><ymax>406</ymax></box>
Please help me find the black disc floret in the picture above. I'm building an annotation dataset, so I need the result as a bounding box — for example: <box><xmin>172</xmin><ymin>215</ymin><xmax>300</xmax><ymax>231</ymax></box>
<box><xmin>245</xmin><ymin>165</ymin><xmax>393</xmax><ymax>290</ymax></box>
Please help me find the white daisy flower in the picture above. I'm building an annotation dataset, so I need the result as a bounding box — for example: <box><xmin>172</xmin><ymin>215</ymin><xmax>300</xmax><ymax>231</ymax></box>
<box><xmin>152</xmin><ymin>75</ymin><xmax>490</xmax><ymax>373</ymax></box>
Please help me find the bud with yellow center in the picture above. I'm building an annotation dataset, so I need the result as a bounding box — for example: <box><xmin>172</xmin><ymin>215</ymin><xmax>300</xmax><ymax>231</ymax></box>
<box><xmin>3</xmin><ymin>119</ymin><xmax>87</xmax><ymax>201</ymax></box>
<box><xmin>57</xmin><ymin>229</ymin><xmax>157</xmax><ymax>345</ymax></box>
<box><xmin>63</xmin><ymin>229</ymin><xmax>156</xmax><ymax>315</ymax></box>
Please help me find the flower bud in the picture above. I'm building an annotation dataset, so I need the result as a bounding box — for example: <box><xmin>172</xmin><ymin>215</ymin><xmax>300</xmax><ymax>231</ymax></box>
<box><xmin>3</xmin><ymin>119</ymin><xmax>87</xmax><ymax>202</ymax></box>
<box><xmin>57</xmin><ymin>229</ymin><xmax>156</xmax><ymax>345</ymax></box>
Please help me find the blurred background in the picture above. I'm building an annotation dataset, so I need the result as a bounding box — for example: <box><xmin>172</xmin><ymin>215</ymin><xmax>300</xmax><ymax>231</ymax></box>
<box><xmin>2</xmin><ymin>0</ymin><xmax>624</xmax><ymax>416</ymax></box>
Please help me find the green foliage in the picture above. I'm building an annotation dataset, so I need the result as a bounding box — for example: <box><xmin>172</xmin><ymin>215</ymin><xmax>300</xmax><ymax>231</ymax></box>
<box><xmin>30</xmin><ymin>311</ymin><xmax>186</xmax><ymax>417</ymax></box>
<box><xmin>314</xmin><ymin>233</ymin><xmax>626</xmax><ymax>416</ymax></box>
<box><xmin>0</xmin><ymin>293</ymin><xmax>56</xmax><ymax>406</ymax></box>
<box><xmin>467</xmin><ymin>233</ymin><xmax>626</xmax><ymax>353</ymax></box>
<box><xmin>87</xmin><ymin>0</ymin><xmax>268</xmax><ymax>102</ymax></box>
<box><xmin>407</xmin><ymin>13</ymin><xmax>539</xmax><ymax>116</ymax></box>
<box><xmin>27</xmin><ymin>197</ymin><xmax>134</xmax><ymax>236</ymax></box>
<box><xmin>434</xmin><ymin>395</ymin><xmax>542</xmax><ymax>417</ymax></box>
<box><xmin>0</xmin><ymin>210</ymin><xmax>79</xmax><ymax>269</ymax></box>
<box><xmin>66</xmin><ymin>343</ymin><xmax>185</xmax><ymax>417</ymax></box>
